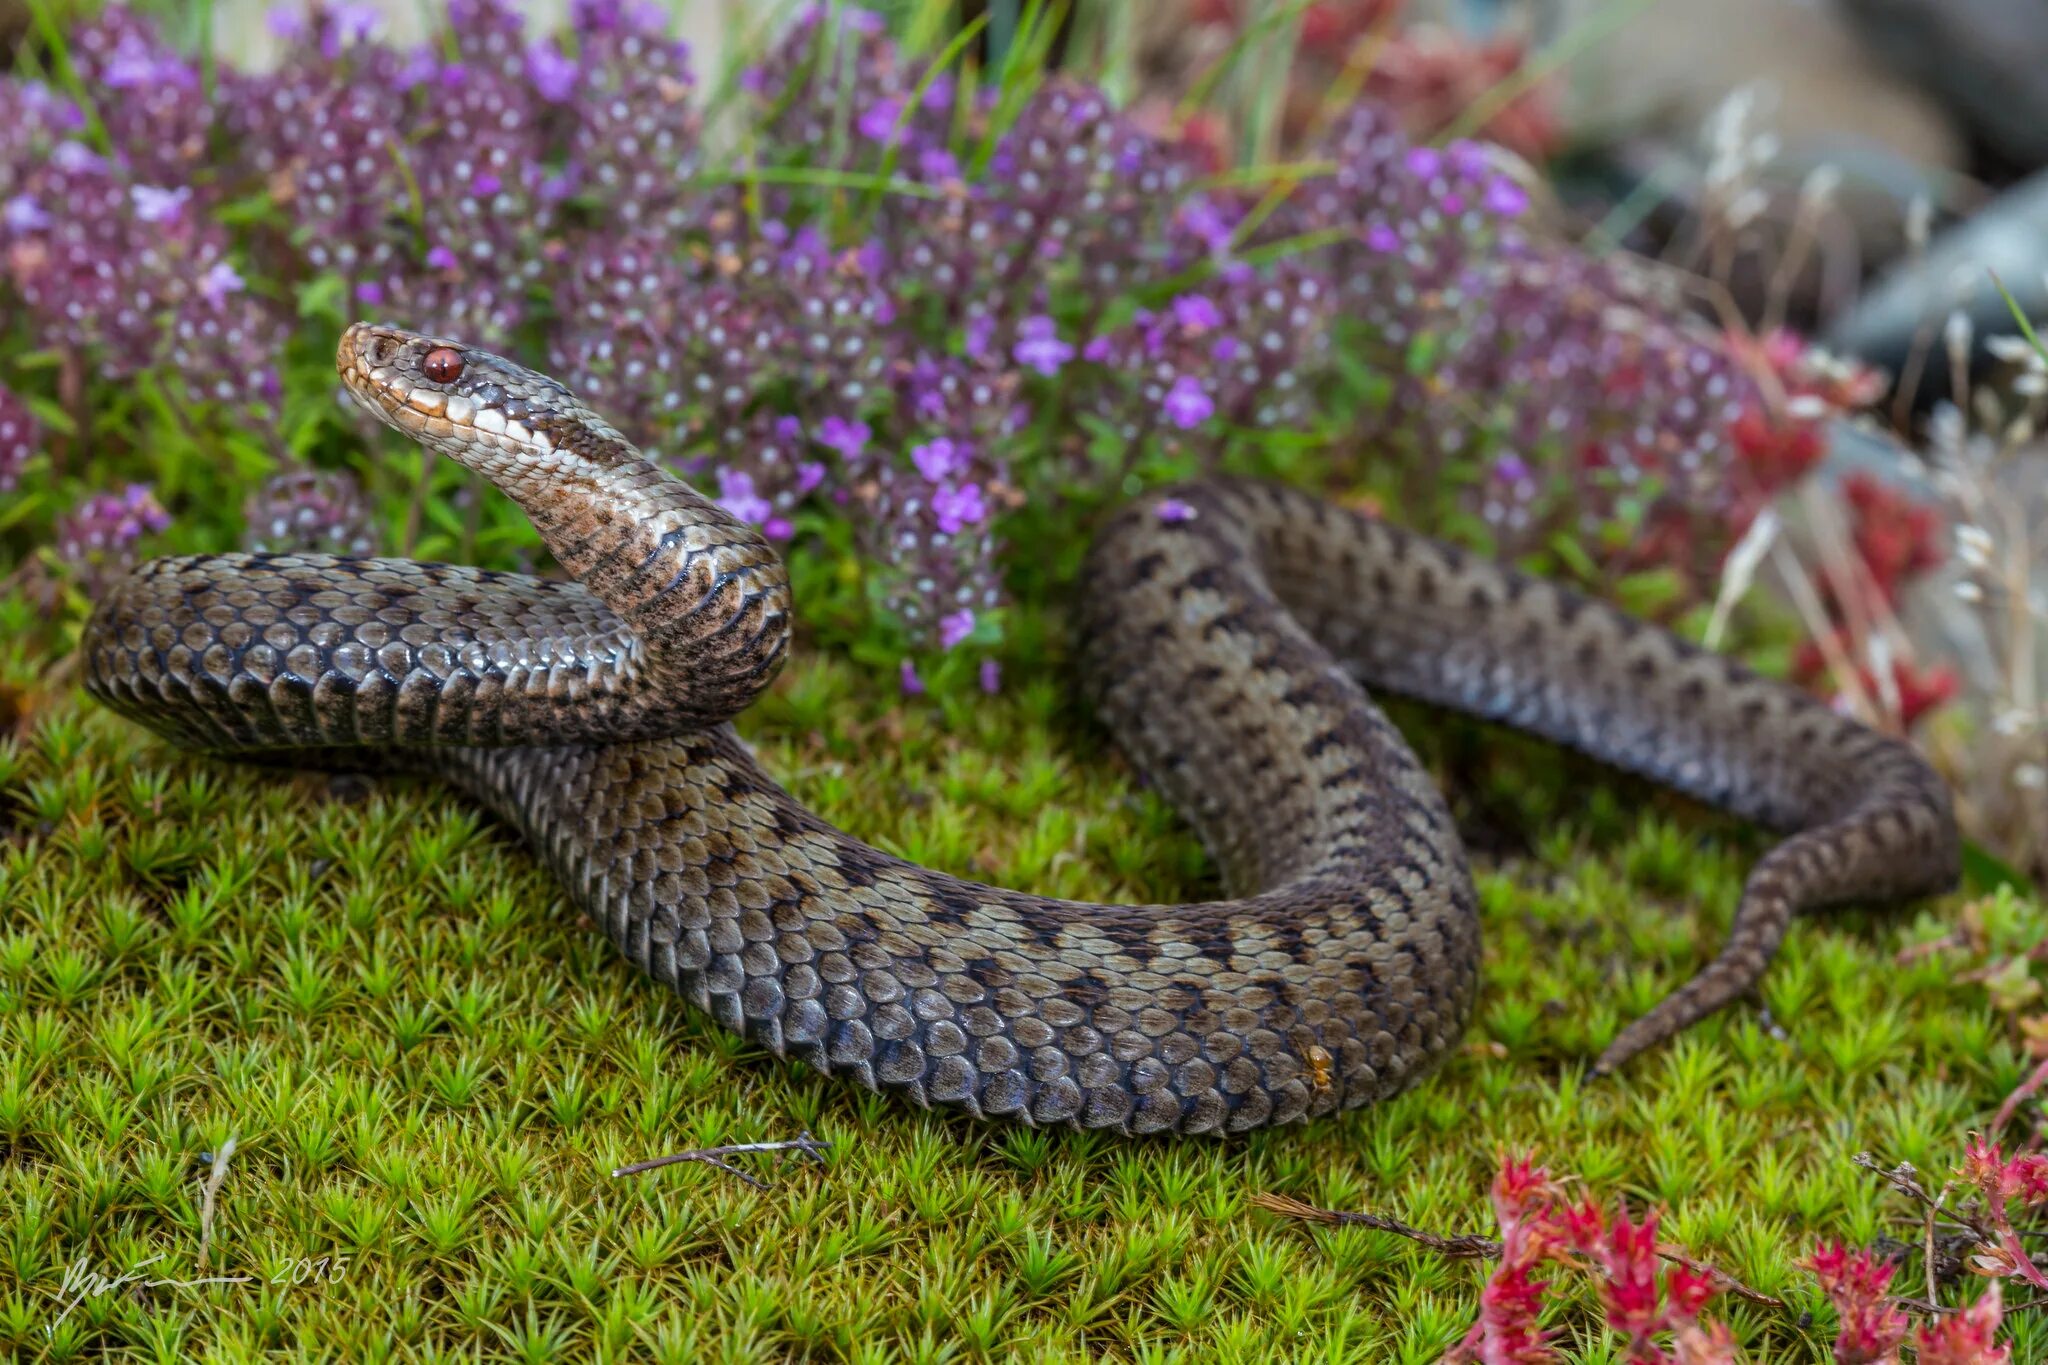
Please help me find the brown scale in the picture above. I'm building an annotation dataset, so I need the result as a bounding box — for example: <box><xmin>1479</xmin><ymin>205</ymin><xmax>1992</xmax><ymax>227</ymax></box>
<box><xmin>81</xmin><ymin>323</ymin><xmax>1962</xmax><ymax>1137</ymax></box>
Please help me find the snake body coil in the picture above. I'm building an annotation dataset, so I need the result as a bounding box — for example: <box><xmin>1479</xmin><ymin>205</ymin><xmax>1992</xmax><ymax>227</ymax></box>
<box><xmin>82</xmin><ymin>324</ymin><xmax>1961</xmax><ymax>1135</ymax></box>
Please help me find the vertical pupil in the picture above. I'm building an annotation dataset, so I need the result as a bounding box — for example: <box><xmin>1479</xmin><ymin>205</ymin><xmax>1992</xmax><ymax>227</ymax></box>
<box><xmin>424</xmin><ymin>348</ymin><xmax>463</xmax><ymax>383</ymax></box>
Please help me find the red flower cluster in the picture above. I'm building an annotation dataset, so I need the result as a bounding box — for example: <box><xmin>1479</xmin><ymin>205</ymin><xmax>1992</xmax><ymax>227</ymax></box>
<box><xmin>1806</xmin><ymin>1242</ymin><xmax>1909</xmax><ymax>1364</ymax></box>
<box><xmin>1445</xmin><ymin>1156</ymin><xmax>1736</xmax><ymax>1365</ymax></box>
<box><xmin>1842</xmin><ymin>471</ymin><xmax>1946</xmax><ymax>603</ymax></box>
<box><xmin>1958</xmin><ymin>1139</ymin><xmax>2048</xmax><ymax>1291</ymax></box>
<box><xmin>1362</xmin><ymin>24</ymin><xmax>1561</xmax><ymax>162</ymax></box>
<box><xmin>1723</xmin><ymin>328</ymin><xmax>1886</xmax><ymax>534</ymax></box>
<box><xmin>1790</xmin><ymin>643</ymin><xmax>1959</xmax><ymax>729</ymax></box>
<box><xmin>1724</xmin><ymin>329</ymin><xmax>1953</xmax><ymax>729</ymax></box>
<box><xmin>1807</xmin><ymin>1237</ymin><xmax>2013</xmax><ymax>1365</ymax></box>
<box><xmin>1185</xmin><ymin>1</ymin><xmax>1559</xmax><ymax>160</ymax></box>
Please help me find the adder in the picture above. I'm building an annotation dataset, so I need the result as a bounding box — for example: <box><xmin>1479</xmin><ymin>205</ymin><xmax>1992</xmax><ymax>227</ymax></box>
<box><xmin>81</xmin><ymin>323</ymin><xmax>1961</xmax><ymax>1136</ymax></box>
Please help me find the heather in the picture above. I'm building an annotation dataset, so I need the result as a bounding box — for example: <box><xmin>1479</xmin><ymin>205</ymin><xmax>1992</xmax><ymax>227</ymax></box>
<box><xmin>2</xmin><ymin>1</ymin><xmax>2045</xmax><ymax>1361</ymax></box>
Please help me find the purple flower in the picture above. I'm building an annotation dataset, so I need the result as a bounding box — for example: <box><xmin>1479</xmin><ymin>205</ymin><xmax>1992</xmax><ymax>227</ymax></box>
<box><xmin>795</xmin><ymin>461</ymin><xmax>828</xmax><ymax>495</ymax></box>
<box><xmin>1171</xmin><ymin>294</ymin><xmax>1223</xmax><ymax>333</ymax></box>
<box><xmin>1404</xmin><ymin>146</ymin><xmax>1443</xmax><ymax>179</ymax></box>
<box><xmin>1155</xmin><ymin>497</ymin><xmax>1197</xmax><ymax>524</ymax></box>
<box><xmin>199</xmin><ymin>262</ymin><xmax>245</xmax><ymax>307</ymax></box>
<box><xmin>1483</xmin><ymin>176</ymin><xmax>1529</xmax><ymax>218</ymax></box>
<box><xmin>818</xmin><ymin>415</ymin><xmax>870</xmax><ymax>459</ymax></box>
<box><xmin>1179</xmin><ymin>196</ymin><xmax>1237</xmax><ymax>253</ymax></box>
<box><xmin>765</xmin><ymin>516</ymin><xmax>793</xmax><ymax>540</ymax></box>
<box><xmin>964</xmin><ymin>312</ymin><xmax>995</xmax><ymax>361</ymax></box>
<box><xmin>356</xmin><ymin>282</ymin><xmax>385</xmax><ymax>304</ymax></box>
<box><xmin>324</xmin><ymin>2</ymin><xmax>383</xmax><ymax>56</ymax></box>
<box><xmin>932</xmin><ymin>482</ymin><xmax>986</xmax><ymax>534</ymax></box>
<box><xmin>1448</xmin><ymin>139</ymin><xmax>1490</xmax><ymax>178</ymax></box>
<box><xmin>58</xmin><ymin>483</ymin><xmax>171</xmax><ymax>590</ymax></box>
<box><xmin>1365</xmin><ymin>223</ymin><xmax>1400</xmax><ymax>253</ymax></box>
<box><xmin>243</xmin><ymin>469</ymin><xmax>377</xmax><ymax>557</ymax></box>
<box><xmin>472</xmin><ymin>172</ymin><xmax>504</xmax><ymax>196</ymax></box>
<box><xmin>899</xmin><ymin>659</ymin><xmax>925</xmax><ymax>696</ymax></box>
<box><xmin>1210</xmin><ymin>336</ymin><xmax>1240</xmax><ymax>362</ymax></box>
<box><xmin>917</xmin><ymin>146</ymin><xmax>961</xmax><ymax>181</ymax></box>
<box><xmin>426</xmin><ymin>245</ymin><xmax>460</xmax><ymax>270</ymax></box>
<box><xmin>3</xmin><ymin>195</ymin><xmax>50</xmax><ymax>232</ymax></box>
<box><xmin>130</xmin><ymin>185</ymin><xmax>190</xmax><ymax>224</ymax></box>
<box><xmin>716</xmin><ymin>467</ymin><xmax>774</xmax><ymax>525</ymax></box>
<box><xmin>912</xmin><ymin>437</ymin><xmax>965</xmax><ymax>483</ymax></box>
<box><xmin>0</xmin><ymin>385</ymin><xmax>39</xmax><ymax>494</ymax></box>
<box><xmin>103</xmin><ymin>35</ymin><xmax>195</xmax><ymax>89</ymax></box>
<box><xmin>1161</xmin><ymin>376</ymin><xmax>1214</xmax><ymax>430</ymax></box>
<box><xmin>51</xmin><ymin>141</ymin><xmax>107</xmax><ymax>174</ymax></box>
<box><xmin>1011</xmin><ymin>316</ymin><xmax>1074</xmax><ymax>377</ymax></box>
<box><xmin>527</xmin><ymin>39</ymin><xmax>579</xmax><ymax>101</ymax></box>
<box><xmin>1082</xmin><ymin>336</ymin><xmax>1114</xmax><ymax>363</ymax></box>
<box><xmin>1491</xmin><ymin>453</ymin><xmax>1534</xmax><ymax>485</ymax></box>
<box><xmin>939</xmin><ymin>608</ymin><xmax>975</xmax><ymax>650</ymax></box>
<box><xmin>979</xmin><ymin>659</ymin><xmax>1001</xmax><ymax>694</ymax></box>
<box><xmin>856</xmin><ymin>96</ymin><xmax>904</xmax><ymax>143</ymax></box>
<box><xmin>267</xmin><ymin>5</ymin><xmax>308</xmax><ymax>39</ymax></box>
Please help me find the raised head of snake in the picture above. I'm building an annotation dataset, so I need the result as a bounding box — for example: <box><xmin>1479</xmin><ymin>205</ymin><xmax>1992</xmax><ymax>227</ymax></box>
<box><xmin>77</xmin><ymin>323</ymin><xmax>1962</xmax><ymax>1136</ymax></box>
<box><xmin>336</xmin><ymin>320</ymin><xmax>793</xmax><ymax>728</ymax></box>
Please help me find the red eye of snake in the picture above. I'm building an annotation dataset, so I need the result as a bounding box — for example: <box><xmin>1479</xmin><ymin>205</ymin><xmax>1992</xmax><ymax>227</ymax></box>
<box><xmin>422</xmin><ymin>347</ymin><xmax>464</xmax><ymax>384</ymax></box>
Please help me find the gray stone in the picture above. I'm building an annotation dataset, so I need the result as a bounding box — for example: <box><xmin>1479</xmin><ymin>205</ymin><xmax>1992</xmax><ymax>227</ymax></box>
<box><xmin>1840</xmin><ymin>0</ymin><xmax>2048</xmax><ymax>172</ymax></box>
<box><xmin>1823</xmin><ymin>168</ymin><xmax>2048</xmax><ymax>379</ymax></box>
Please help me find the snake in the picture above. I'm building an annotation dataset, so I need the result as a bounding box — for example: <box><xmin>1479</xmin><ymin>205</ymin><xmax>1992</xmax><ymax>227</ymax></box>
<box><xmin>80</xmin><ymin>322</ymin><xmax>1962</xmax><ymax>1137</ymax></box>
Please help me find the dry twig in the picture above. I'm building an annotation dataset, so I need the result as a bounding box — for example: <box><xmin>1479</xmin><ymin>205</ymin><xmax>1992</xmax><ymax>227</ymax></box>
<box><xmin>610</xmin><ymin>1131</ymin><xmax>831</xmax><ymax>1188</ymax></box>
<box><xmin>196</xmin><ymin>1136</ymin><xmax>238</xmax><ymax>1270</ymax></box>
<box><xmin>1250</xmin><ymin>1190</ymin><xmax>1789</xmax><ymax>1309</ymax></box>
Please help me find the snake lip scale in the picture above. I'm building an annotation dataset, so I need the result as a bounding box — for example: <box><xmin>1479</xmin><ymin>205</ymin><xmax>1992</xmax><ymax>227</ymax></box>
<box><xmin>81</xmin><ymin>322</ymin><xmax>1962</xmax><ymax>1138</ymax></box>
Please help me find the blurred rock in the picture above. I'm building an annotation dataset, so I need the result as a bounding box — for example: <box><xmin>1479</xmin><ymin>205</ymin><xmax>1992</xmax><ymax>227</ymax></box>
<box><xmin>1550</xmin><ymin>0</ymin><xmax>1964</xmax><ymax>173</ymax></box>
<box><xmin>1839</xmin><ymin>0</ymin><xmax>2048</xmax><ymax>175</ymax></box>
<box><xmin>1823</xmin><ymin>167</ymin><xmax>2048</xmax><ymax>391</ymax></box>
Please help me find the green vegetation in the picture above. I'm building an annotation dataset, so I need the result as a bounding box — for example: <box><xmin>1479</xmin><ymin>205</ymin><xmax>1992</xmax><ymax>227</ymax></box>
<box><xmin>4</xmin><ymin>639</ymin><xmax>2041</xmax><ymax>1361</ymax></box>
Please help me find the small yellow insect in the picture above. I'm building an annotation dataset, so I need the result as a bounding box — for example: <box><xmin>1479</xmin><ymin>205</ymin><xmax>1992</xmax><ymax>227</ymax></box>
<box><xmin>1305</xmin><ymin>1044</ymin><xmax>1334</xmax><ymax>1094</ymax></box>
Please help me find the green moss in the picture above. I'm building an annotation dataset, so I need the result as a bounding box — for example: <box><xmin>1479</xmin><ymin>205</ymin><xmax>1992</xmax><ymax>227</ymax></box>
<box><xmin>1</xmin><ymin>646</ymin><xmax>2039</xmax><ymax>1362</ymax></box>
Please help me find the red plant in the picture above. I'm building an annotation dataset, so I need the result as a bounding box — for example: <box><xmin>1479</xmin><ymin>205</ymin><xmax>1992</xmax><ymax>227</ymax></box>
<box><xmin>1958</xmin><ymin>1139</ymin><xmax>2048</xmax><ymax>1291</ymax></box>
<box><xmin>1446</xmin><ymin>1156</ymin><xmax>1737</xmax><ymax>1364</ymax></box>
<box><xmin>1362</xmin><ymin>26</ymin><xmax>1560</xmax><ymax>162</ymax></box>
<box><xmin>1841</xmin><ymin>470</ymin><xmax>1945</xmax><ymax>603</ymax></box>
<box><xmin>1806</xmin><ymin>1242</ymin><xmax>1909</xmax><ymax>1364</ymax></box>
<box><xmin>1914</xmin><ymin>1282</ymin><xmax>2011</xmax><ymax>1365</ymax></box>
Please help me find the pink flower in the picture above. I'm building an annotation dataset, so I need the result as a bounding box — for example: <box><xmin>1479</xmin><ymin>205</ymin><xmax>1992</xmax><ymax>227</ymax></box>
<box><xmin>899</xmin><ymin>659</ymin><xmax>924</xmax><ymax>696</ymax></box>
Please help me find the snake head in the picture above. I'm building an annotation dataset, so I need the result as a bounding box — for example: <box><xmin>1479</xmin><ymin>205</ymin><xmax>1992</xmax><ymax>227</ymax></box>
<box><xmin>337</xmin><ymin>321</ymin><xmax>626</xmax><ymax>475</ymax></box>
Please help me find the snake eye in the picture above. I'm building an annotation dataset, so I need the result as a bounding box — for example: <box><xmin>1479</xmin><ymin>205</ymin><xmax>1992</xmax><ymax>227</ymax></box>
<box><xmin>422</xmin><ymin>347</ymin><xmax>465</xmax><ymax>384</ymax></box>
